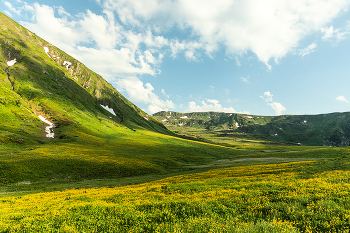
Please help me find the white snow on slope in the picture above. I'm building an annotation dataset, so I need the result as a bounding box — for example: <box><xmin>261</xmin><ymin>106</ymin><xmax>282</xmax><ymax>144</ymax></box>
<box><xmin>235</xmin><ymin>122</ymin><xmax>240</xmax><ymax>128</ymax></box>
<box><xmin>38</xmin><ymin>115</ymin><xmax>55</xmax><ymax>138</ymax></box>
<box><xmin>100</xmin><ymin>104</ymin><xmax>116</xmax><ymax>116</ymax></box>
<box><xmin>180</xmin><ymin>116</ymin><xmax>188</xmax><ymax>119</ymax></box>
<box><xmin>43</xmin><ymin>47</ymin><xmax>51</xmax><ymax>58</ymax></box>
<box><xmin>63</xmin><ymin>61</ymin><xmax>72</xmax><ymax>69</ymax></box>
<box><xmin>144</xmin><ymin>117</ymin><xmax>149</xmax><ymax>121</ymax></box>
<box><xmin>7</xmin><ymin>58</ymin><xmax>17</xmax><ymax>66</ymax></box>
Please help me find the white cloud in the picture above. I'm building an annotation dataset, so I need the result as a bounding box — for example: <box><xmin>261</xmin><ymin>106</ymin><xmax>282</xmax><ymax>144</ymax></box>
<box><xmin>322</xmin><ymin>26</ymin><xmax>335</xmax><ymax>40</ymax></box>
<box><xmin>321</xmin><ymin>24</ymin><xmax>350</xmax><ymax>43</ymax></box>
<box><xmin>299</xmin><ymin>43</ymin><xmax>317</xmax><ymax>57</ymax></box>
<box><xmin>336</xmin><ymin>95</ymin><xmax>349</xmax><ymax>103</ymax></box>
<box><xmin>103</xmin><ymin>0</ymin><xmax>350</xmax><ymax>68</ymax></box>
<box><xmin>116</xmin><ymin>77</ymin><xmax>175</xmax><ymax>114</ymax></box>
<box><xmin>260</xmin><ymin>91</ymin><xmax>286</xmax><ymax>115</ymax></box>
<box><xmin>161</xmin><ymin>89</ymin><xmax>169</xmax><ymax>99</ymax></box>
<box><xmin>187</xmin><ymin>99</ymin><xmax>236</xmax><ymax>113</ymax></box>
<box><xmin>240</xmin><ymin>76</ymin><xmax>250</xmax><ymax>83</ymax></box>
<box><xmin>268</xmin><ymin>102</ymin><xmax>286</xmax><ymax>115</ymax></box>
<box><xmin>260</xmin><ymin>91</ymin><xmax>273</xmax><ymax>102</ymax></box>
<box><xmin>4</xmin><ymin>1</ymin><xmax>21</xmax><ymax>15</ymax></box>
<box><xmin>14</xmin><ymin>0</ymin><xmax>350</xmax><ymax>78</ymax></box>
<box><xmin>4</xmin><ymin>10</ymin><xmax>13</xmax><ymax>17</ymax></box>
<box><xmin>235</xmin><ymin>57</ymin><xmax>241</xmax><ymax>66</ymax></box>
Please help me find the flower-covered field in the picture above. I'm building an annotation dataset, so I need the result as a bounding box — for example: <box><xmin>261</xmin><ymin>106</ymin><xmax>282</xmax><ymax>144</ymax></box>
<box><xmin>1</xmin><ymin>155</ymin><xmax>349</xmax><ymax>232</ymax></box>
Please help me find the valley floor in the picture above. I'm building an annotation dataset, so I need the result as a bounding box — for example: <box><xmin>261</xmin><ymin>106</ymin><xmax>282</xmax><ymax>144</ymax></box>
<box><xmin>1</xmin><ymin>128</ymin><xmax>350</xmax><ymax>232</ymax></box>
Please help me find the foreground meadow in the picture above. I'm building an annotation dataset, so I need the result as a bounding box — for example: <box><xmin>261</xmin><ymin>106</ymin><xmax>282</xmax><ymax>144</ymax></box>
<box><xmin>1</xmin><ymin>153</ymin><xmax>349</xmax><ymax>232</ymax></box>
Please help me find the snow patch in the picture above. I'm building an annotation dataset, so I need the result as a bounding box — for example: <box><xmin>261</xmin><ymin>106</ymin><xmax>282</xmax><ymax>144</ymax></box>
<box><xmin>180</xmin><ymin>116</ymin><xmax>188</xmax><ymax>119</ymax></box>
<box><xmin>38</xmin><ymin>115</ymin><xmax>55</xmax><ymax>138</ymax></box>
<box><xmin>43</xmin><ymin>47</ymin><xmax>51</xmax><ymax>58</ymax></box>
<box><xmin>246</xmin><ymin>116</ymin><xmax>253</xmax><ymax>119</ymax></box>
<box><xmin>7</xmin><ymin>58</ymin><xmax>17</xmax><ymax>66</ymax></box>
<box><xmin>100</xmin><ymin>104</ymin><xmax>116</xmax><ymax>116</ymax></box>
<box><xmin>63</xmin><ymin>61</ymin><xmax>72</xmax><ymax>69</ymax></box>
<box><xmin>179</xmin><ymin>123</ymin><xmax>183</xmax><ymax>126</ymax></box>
<box><xmin>166</xmin><ymin>116</ymin><xmax>171</xmax><ymax>118</ymax></box>
<box><xmin>162</xmin><ymin>119</ymin><xmax>168</xmax><ymax>122</ymax></box>
<box><xmin>235</xmin><ymin>122</ymin><xmax>240</xmax><ymax>128</ymax></box>
<box><xmin>144</xmin><ymin>117</ymin><xmax>149</xmax><ymax>121</ymax></box>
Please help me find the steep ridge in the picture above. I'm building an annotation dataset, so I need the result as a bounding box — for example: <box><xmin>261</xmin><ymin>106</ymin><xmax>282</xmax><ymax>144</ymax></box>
<box><xmin>0</xmin><ymin>12</ymin><xmax>169</xmax><ymax>145</ymax></box>
<box><xmin>153</xmin><ymin>111</ymin><xmax>350</xmax><ymax>146</ymax></box>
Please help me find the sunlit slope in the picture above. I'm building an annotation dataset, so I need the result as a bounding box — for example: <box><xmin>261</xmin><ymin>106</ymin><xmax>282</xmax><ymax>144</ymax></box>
<box><xmin>0</xmin><ymin>12</ymin><xmax>168</xmax><ymax>147</ymax></box>
<box><xmin>1</xmin><ymin>152</ymin><xmax>350</xmax><ymax>232</ymax></box>
<box><xmin>154</xmin><ymin>111</ymin><xmax>350</xmax><ymax>146</ymax></box>
<box><xmin>1</xmin><ymin>127</ymin><xmax>260</xmax><ymax>184</ymax></box>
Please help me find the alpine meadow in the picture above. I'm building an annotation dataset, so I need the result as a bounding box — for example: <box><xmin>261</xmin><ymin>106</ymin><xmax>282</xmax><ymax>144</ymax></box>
<box><xmin>0</xmin><ymin>10</ymin><xmax>350</xmax><ymax>233</ymax></box>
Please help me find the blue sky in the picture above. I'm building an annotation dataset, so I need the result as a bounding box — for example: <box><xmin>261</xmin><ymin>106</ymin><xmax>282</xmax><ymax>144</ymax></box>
<box><xmin>2</xmin><ymin>0</ymin><xmax>350</xmax><ymax>116</ymax></box>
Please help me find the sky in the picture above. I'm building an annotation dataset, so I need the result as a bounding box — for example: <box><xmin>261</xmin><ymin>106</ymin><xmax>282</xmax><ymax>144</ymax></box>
<box><xmin>2</xmin><ymin>0</ymin><xmax>350</xmax><ymax>116</ymax></box>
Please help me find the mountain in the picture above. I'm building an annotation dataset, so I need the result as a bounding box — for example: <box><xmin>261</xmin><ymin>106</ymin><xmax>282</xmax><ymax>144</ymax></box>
<box><xmin>0</xmin><ymin>12</ymin><xmax>170</xmax><ymax>144</ymax></box>
<box><xmin>1</xmin><ymin>13</ymin><xmax>253</xmax><ymax>185</ymax></box>
<box><xmin>153</xmin><ymin>111</ymin><xmax>350</xmax><ymax>147</ymax></box>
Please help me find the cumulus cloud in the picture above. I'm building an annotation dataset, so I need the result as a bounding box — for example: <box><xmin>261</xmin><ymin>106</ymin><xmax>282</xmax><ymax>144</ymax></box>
<box><xmin>102</xmin><ymin>0</ymin><xmax>350</xmax><ymax>68</ymax></box>
<box><xmin>336</xmin><ymin>95</ymin><xmax>349</xmax><ymax>103</ymax></box>
<box><xmin>260</xmin><ymin>91</ymin><xmax>273</xmax><ymax>102</ymax></box>
<box><xmin>116</xmin><ymin>77</ymin><xmax>175</xmax><ymax>114</ymax></box>
<box><xmin>268</xmin><ymin>102</ymin><xmax>287</xmax><ymax>115</ymax></box>
<box><xmin>299</xmin><ymin>43</ymin><xmax>317</xmax><ymax>57</ymax></box>
<box><xmin>261</xmin><ymin>91</ymin><xmax>286</xmax><ymax>115</ymax></box>
<box><xmin>187</xmin><ymin>99</ymin><xmax>236</xmax><ymax>113</ymax></box>
<box><xmin>320</xmin><ymin>24</ymin><xmax>350</xmax><ymax>43</ymax></box>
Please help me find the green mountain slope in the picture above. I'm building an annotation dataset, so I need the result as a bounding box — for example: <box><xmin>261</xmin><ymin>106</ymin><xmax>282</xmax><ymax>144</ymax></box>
<box><xmin>0</xmin><ymin>12</ymin><xmax>169</xmax><ymax>144</ymax></box>
<box><xmin>153</xmin><ymin>111</ymin><xmax>350</xmax><ymax>147</ymax></box>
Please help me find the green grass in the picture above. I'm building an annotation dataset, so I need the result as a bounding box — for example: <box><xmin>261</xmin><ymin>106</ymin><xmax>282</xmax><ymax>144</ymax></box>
<box><xmin>1</xmin><ymin>155</ymin><xmax>350</xmax><ymax>232</ymax></box>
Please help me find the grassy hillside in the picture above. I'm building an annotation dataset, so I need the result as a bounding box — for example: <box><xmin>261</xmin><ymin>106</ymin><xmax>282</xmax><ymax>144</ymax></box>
<box><xmin>153</xmin><ymin>111</ymin><xmax>350</xmax><ymax>147</ymax></box>
<box><xmin>0</xmin><ymin>12</ymin><xmax>169</xmax><ymax>144</ymax></box>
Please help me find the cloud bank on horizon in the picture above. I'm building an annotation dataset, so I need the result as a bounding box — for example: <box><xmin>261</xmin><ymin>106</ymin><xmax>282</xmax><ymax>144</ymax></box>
<box><xmin>3</xmin><ymin>0</ymin><xmax>350</xmax><ymax>115</ymax></box>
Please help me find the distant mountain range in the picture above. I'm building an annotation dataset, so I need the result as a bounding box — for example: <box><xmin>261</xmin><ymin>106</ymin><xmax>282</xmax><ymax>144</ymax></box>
<box><xmin>153</xmin><ymin>111</ymin><xmax>350</xmax><ymax>147</ymax></box>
